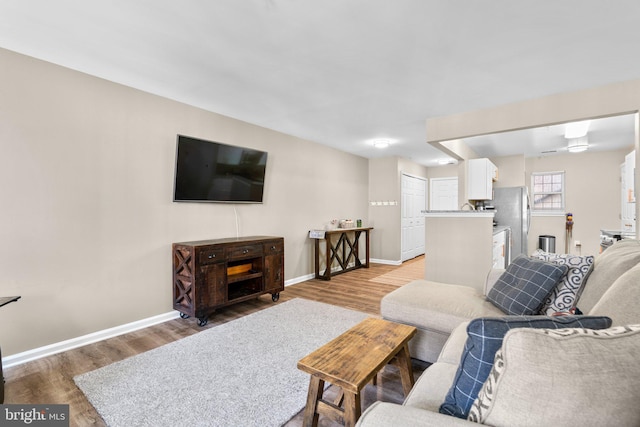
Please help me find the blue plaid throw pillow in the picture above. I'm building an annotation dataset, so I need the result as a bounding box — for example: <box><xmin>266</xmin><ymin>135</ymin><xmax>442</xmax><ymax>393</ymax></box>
<box><xmin>439</xmin><ymin>315</ymin><xmax>612</xmax><ymax>419</ymax></box>
<box><xmin>487</xmin><ymin>255</ymin><xmax>568</xmax><ymax>315</ymax></box>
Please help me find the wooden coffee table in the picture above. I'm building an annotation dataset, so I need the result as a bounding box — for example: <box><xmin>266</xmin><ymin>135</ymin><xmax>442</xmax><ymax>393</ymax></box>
<box><xmin>297</xmin><ymin>317</ymin><xmax>417</xmax><ymax>427</ymax></box>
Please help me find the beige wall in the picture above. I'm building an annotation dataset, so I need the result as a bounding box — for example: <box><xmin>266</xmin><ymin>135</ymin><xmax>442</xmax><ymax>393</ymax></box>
<box><xmin>526</xmin><ymin>148</ymin><xmax>629</xmax><ymax>256</ymax></box>
<box><xmin>449</xmin><ymin>149</ymin><xmax>628</xmax><ymax>257</ymax></box>
<box><xmin>368</xmin><ymin>157</ymin><xmax>399</xmax><ymax>261</ymax></box>
<box><xmin>368</xmin><ymin>157</ymin><xmax>428</xmax><ymax>262</ymax></box>
<box><xmin>0</xmin><ymin>48</ymin><xmax>370</xmax><ymax>356</ymax></box>
<box><xmin>492</xmin><ymin>155</ymin><xmax>526</xmax><ymax>188</ymax></box>
<box><xmin>425</xmin><ymin>215</ymin><xmax>494</xmax><ymax>291</ymax></box>
<box><xmin>426</xmin><ymin>163</ymin><xmax>458</xmax><ymax>179</ymax></box>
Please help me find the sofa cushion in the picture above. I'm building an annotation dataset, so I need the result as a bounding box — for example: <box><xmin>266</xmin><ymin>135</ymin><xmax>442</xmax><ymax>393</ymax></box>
<box><xmin>403</xmin><ymin>362</ymin><xmax>459</xmax><ymax>412</ymax></box>
<box><xmin>439</xmin><ymin>315</ymin><xmax>612</xmax><ymax>419</ymax></box>
<box><xmin>381</xmin><ymin>280</ymin><xmax>505</xmax><ymax>334</ymax></box>
<box><xmin>577</xmin><ymin>239</ymin><xmax>640</xmax><ymax>313</ymax></box>
<box><xmin>486</xmin><ymin>255</ymin><xmax>568</xmax><ymax>315</ymax></box>
<box><xmin>589</xmin><ymin>262</ymin><xmax>640</xmax><ymax>326</ymax></box>
<box><xmin>468</xmin><ymin>324</ymin><xmax>640</xmax><ymax>427</ymax></box>
<box><xmin>437</xmin><ymin>321</ymin><xmax>470</xmax><ymax>365</ymax></box>
<box><xmin>530</xmin><ymin>249</ymin><xmax>594</xmax><ymax>315</ymax></box>
<box><xmin>358</xmin><ymin>402</ymin><xmax>475</xmax><ymax>427</ymax></box>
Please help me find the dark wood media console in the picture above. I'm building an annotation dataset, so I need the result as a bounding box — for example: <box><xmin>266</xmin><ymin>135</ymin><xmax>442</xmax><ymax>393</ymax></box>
<box><xmin>172</xmin><ymin>236</ymin><xmax>284</xmax><ymax>326</ymax></box>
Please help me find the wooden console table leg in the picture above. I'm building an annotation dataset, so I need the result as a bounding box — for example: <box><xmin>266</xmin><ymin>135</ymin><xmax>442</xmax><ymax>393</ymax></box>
<box><xmin>303</xmin><ymin>376</ymin><xmax>324</xmax><ymax>427</ymax></box>
<box><xmin>324</xmin><ymin>235</ymin><xmax>333</xmax><ymax>279</ymax></box>
<box><xmin>314</xmin><ymin>238</ymin><xmax>320</xmax><ymax>279</ymax></box>
<box><xmin>353</xmin><ymin>231</ymin><xmax>361</xmax><ymax>267</ymax></box>
<box><xmin>364</xmin><ymin>229</ymin><xmax>370</xmax><ymax>268</ymax></box>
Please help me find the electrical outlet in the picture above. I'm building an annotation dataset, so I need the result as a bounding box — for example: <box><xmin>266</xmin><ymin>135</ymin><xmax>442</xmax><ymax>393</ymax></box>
<box><xmin>575</xmin><ymin>240</ymin><xmax>581</xmax><ymax>247</ymax></box>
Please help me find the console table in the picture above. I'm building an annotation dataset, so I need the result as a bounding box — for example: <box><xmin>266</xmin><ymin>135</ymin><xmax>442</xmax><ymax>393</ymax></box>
<box><xmin>311</xmin><ymin>227</ymin><xmax>373</xmax><ymax>280</ymax></box>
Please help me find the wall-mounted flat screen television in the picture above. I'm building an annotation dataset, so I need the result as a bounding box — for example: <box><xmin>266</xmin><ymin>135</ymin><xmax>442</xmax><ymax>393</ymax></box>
<box><xmin>173</xmin><ymin>135</ymin><xmax>267</xmax><ymax>203</ymax></box>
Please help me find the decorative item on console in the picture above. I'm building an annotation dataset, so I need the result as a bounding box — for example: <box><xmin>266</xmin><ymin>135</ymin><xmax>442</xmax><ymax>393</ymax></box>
<box><xmin>325</xmin><ymin>219</ymin><xmax>339</xmax><ymax>231</ymax></box>
<box><xmin>324</xmin><ymin>218</ymin><xmax>358</xmax><ymax>230</ymax></box>
<box><xmin>339</xmin><ymin>219</ymin><xmax>354</xmax><ymax>229</ymax></box>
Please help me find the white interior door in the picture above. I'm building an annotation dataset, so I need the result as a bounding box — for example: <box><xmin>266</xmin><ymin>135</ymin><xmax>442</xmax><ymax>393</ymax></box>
<box><xmin>430</xmin><ymin>177</ymin><xmax>458</xmax><ymax>210</ymax></box>
<box><xmin>401</xmin><ymin>174</ymin><xmax>426</xmax><ymax>261</ymax></box>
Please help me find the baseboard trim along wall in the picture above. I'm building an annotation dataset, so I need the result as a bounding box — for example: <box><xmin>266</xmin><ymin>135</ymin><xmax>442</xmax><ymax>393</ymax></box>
<box><xmin>371</xmin><ymin>258</ymin><xmax>402</xmax><ymax>266</ymax></box>
<box><xmin>4</xmin><ymin>273</ymin><xmax>324</xmax><ymax>369</ymax></box>
<box><xmin>4</xmin><ymin>263</ymin><xmax>402</xmax><ymax>369</ymax></box>
<box><xmin>2</xmin><ymin>311</ymin><xmax>181</xmax><ymax>369</ymax></box>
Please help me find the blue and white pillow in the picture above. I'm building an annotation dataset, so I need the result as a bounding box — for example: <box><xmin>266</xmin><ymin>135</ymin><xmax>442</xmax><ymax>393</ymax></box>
<box><xmin>487</xmin><ymin>255</ymin><xmax>568</xmax><ymax>315</ymax></box>
<box><xmin>439</xmin><ymin>315</ymin><xmax>613</xmax><ymax>419</ymax></box>
<box><xmin>530</xmin><ymin>250</ymin><xmax>594</xmax><ymax>315</ymax></box>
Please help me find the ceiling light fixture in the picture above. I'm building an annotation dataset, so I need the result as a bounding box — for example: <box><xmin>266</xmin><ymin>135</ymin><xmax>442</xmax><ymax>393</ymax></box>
<box><xmin>567</xmin><ymin>136</ymin><xmax>589</xmax><ymax>153</ymax></box>
<box><xmin>373</xmin><ymin>139</ymin><xmax>390</xmax><ymax>149</ymax></box>
<box><xmin>564</xmin><ymin>120</ymin><xmax>591</xmax><ymax>139</ymax></box>
<box><xmin>438</xmin><ymin>158</ymin><xmax>457</xmax><ymax>165</ymax></box>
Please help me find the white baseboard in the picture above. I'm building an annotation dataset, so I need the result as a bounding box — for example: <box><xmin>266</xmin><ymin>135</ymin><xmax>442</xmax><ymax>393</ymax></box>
<box><xmin>4</xmin><ymin>273</ymin><xmax>313</xmax><ymax>369</ymax></box>
<box><xmin>371</xmin><ymin>258</ymin><xmax>402</xmax><ymax>266</ymax></box>
<box><xmin>3</xmin><ymin>267</ymin><xmax>395</xmax><ymax>369</ymax></box>
<box><xmin>3</xmin><ymin>311</ymin><xmax>180</xmax><ymax>369</ymax></box>
<box><xmin>285</xmin><ymin>273</ymin><xmax>314</xmax><ymax>286</ymax></box>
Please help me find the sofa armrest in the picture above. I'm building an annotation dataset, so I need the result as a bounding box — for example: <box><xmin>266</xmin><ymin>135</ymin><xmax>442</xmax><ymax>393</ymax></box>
<box><xmin>357</xmin><ymin>402</ymin><xmax>477</xmax><ymax>427</ymax></box>
<box><xmin>484</xmin><ymin>268</ymin><xmax>505</xmax><ymax>296</ymax></box>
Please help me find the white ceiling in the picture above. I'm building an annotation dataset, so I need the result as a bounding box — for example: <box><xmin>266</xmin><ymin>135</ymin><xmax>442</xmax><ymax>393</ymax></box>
<box><xmin>1</xmin><ymin>1</ymin><xmax>639</xmax><ymax>165</ymax></box>
<box><xmin>463</xmin><ymin>113</ymin><xmax>637</xmax><ymax>160</ymax></box>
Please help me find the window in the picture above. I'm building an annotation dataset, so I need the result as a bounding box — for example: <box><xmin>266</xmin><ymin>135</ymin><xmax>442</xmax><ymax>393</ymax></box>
<box><xmin>531</xmin><ymin>171</ymin><xmax>565</xmax><ymax>214</ymax></box>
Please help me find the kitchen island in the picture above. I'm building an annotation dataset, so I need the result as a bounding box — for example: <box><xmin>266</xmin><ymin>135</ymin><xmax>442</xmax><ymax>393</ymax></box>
<box><xmin>423</xmin><ymin>210</ymin><xmax>496</xmax><ymax>292</ymax></box>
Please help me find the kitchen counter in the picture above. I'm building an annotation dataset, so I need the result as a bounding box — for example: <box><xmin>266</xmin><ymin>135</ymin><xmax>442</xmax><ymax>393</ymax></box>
<box><xmin>421</xmin><ymin>210</ymin><xmax>495</xmax><ymax>218</ymax></box>
<box><xmin>424</xmin><ymin>211</ymin><xmax>494</xmax><ymax>291</ymax></box>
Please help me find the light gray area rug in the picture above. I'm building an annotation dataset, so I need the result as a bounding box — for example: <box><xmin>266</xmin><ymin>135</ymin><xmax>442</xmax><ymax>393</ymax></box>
<box><xmin>74</xmin><ymin>299</ymin><xmax>369</xmax><ymax>427</ymax></box>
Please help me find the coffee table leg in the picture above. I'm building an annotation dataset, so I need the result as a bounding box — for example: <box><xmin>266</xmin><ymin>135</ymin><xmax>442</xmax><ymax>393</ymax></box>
<box><xmin>303</xmin><ymin>376</ymin><xmax>324</xmax><ymax>427</ymax></box>
<box><xmin>343</xmin><ymin>391</ymin><xmax>361</xmax><ymax>427</ymax></box>
<box><xmin>395</xmin><ymin>343</ymin><xmax>415</xmax><ymax>396</ymax></box>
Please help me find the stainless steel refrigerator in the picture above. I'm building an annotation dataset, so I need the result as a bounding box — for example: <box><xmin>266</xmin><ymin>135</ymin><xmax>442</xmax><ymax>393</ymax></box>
<box><xmin>489</xmin><ymin>186</ymin><xmax>531</xmax><ymax>260</ymax></box>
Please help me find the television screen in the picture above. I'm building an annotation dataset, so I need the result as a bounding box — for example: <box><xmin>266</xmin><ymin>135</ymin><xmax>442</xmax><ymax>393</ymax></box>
<box><xmin>173</xmin><ymin>135</ymin><xmax>267</xmax><ymax>203</ymax></box>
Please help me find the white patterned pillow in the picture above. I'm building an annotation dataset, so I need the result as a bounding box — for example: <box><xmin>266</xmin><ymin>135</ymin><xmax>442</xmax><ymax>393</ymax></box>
<box><xmin>530</xmin><ymin>250</ymin><xmax>594</xmax><ymax>314</ymax></box>
<box><xmin>468</xmin><ymin>324</ymin><xmax>640</xmax><ymax>426</ymax></box>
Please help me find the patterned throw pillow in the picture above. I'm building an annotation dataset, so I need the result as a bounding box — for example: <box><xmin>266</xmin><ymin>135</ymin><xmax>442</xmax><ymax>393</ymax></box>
<box><xmin>487</xmin><ymin>255</ymin><xmax>568</xmax><ymax>315</ymax></box>
<box><xmin>468</xmin><ymin>324</ymin><xmax>640</xmax><ymax>425</ymax></box>
<box><xmin>530</xmin><ymin>249</ymin><xmax>594</xmax><ymax>315</ymax></box>
<box><xmin>438</xmin><ymin>315</ymin><xmax>612</xmax><ymax>419</ymax></box>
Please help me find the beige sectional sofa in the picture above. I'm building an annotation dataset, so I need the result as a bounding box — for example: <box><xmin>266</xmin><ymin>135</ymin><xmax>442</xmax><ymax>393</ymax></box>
<box><xmin>357</xmin><ymin>239</ymin><xmax>640</xmax><ymax>426</ymax></box>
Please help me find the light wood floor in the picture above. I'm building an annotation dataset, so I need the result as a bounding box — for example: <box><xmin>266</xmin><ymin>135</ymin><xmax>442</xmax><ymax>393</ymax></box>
<box><xmin>4</xmin><ymin>256</ymin><xmax>426</xmax><ymax>427</ymax></box>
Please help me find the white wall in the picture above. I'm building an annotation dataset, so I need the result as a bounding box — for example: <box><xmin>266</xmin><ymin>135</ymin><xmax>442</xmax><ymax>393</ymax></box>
<box><xmin>0</xmin><ymin>48</ymin><xmax>369</xmax><ymax>356</ymax></box>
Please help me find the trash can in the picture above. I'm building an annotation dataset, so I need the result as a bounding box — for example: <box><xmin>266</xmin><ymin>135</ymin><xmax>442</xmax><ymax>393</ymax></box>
<box><xmin>539</xmin><ymin>235</ymin><xmax>556</xmax><ymax>253</ymax></box>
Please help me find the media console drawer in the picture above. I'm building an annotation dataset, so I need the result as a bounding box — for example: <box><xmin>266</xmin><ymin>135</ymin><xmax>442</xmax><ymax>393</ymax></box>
<box><xmin>227</xmin><ymin>245</ymin><xmax>263</xmax><ymax>260</ymax></box>
<box><xmin>172</xmin><ymin>236</ymin><xmax>284</xmax><ymax>327</ymax></box>
<box><xmin>198</xmin><ymin>248</ymin><xmax>224</xmax><ymax>265</ymax></box>
<box><xmin>264</xmin><ymin>241</ymin><xmax>284</xmax><ymax>254</ymax></box>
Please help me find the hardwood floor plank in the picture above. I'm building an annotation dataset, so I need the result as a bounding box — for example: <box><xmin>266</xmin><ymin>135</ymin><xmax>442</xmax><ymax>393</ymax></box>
<box><xmin>3</xmin><ymin>257</ymin><xmax>425</xmax><ymax>427</ymax></box>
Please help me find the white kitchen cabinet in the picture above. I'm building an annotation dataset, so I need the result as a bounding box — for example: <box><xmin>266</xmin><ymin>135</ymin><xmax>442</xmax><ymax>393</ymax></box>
<box><xmin>622</xmin><ymin>151</ymin><xmax>636</xmax><ymax>233</ymax></box>
<box><xmin>467</xmin><ymin>158</ymin><xmax>498</xmax><ymax>200</ymax></box>
<box><xmin>492</xmin><ymin>227</ymin><xmax>509</xmax><ymax>269</ymax></box>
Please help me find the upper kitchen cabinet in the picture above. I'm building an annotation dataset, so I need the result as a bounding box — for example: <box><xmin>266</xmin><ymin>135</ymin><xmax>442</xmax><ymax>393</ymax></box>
<box><xmin>622</xmin><ymin>150</ymin><xmax>636</xmax><ymax>233</ymax></box>
<box><xmin>467</xmin><ymin>158</ymin><xmax>498</xmax><ymax>200</ymax></box>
